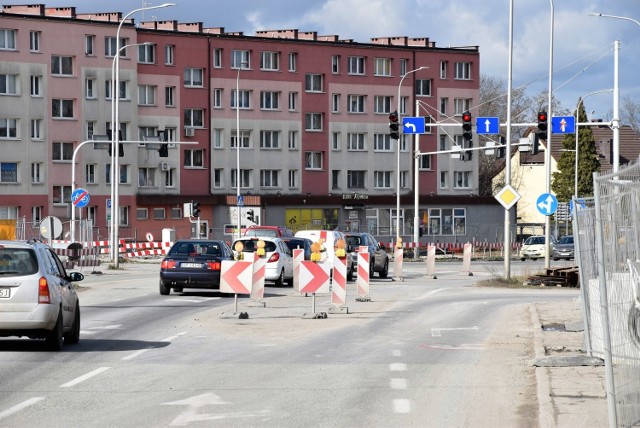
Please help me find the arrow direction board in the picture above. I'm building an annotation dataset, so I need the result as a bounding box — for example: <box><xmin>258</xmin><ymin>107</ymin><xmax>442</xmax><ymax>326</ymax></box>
<box><xmin>299</xmin><ymin>260</ymin><xmax>331</xmax><ymax>294</ymax></box>
<box><xmin>475</xmin><ymin>117</ymin><xmax>499</xmax><ymax>135</ymax></box>
<box><xmin>551</xmin><ymin>116</ymin><xmax>575</xmax><ymax>134</ymax></box>
<box><xmin>71</xmin><ymin>188</ymin><xmax>90</xmax><ymax>208</ymax></box>
<box><xmin>220</xmin><ymin>260</ymin><xmax>253</xmax><ymax>294</ymax></box>
<box><xmin>402</xmin><ymin>117</ymin><xmax>425</xmax><ymax>134</ymax></box>
<box><xmin>536</xmin><ymin>193</ymin><xmax>558</xmax><ymax>216</ymax></box>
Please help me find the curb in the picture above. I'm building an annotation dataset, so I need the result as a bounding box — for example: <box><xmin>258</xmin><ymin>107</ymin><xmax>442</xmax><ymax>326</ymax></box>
<box><xmin>530</xmin><ymin>303</ymin><xmax>555</xmax><ymax>427</ymax></box>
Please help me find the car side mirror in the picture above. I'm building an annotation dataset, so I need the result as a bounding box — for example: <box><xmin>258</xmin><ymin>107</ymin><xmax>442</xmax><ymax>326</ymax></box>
<box><xmin>68</xmin><ymin>271</ymin><xmax>84</xmax><ymax>282</ymax></box>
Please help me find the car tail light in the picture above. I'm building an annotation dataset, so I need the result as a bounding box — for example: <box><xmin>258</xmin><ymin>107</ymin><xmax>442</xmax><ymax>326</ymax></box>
<box><xmin>161</xmin><ymin>259</ymin><xmax>177</xmax><ymax>269</ymax></box>
<box><xmin>38</xmin><ymin>277</ymin><xmax>50</xmax><ymax>304</ymax></box>
<box><xmin>206</xmin><ymin>261</ymin><xmax>221</xmax><ymax>270</ymax></box>
<box><xmin>267</xmin><ymin>252</ymin><xmax>280</xmax><ymax>263</ymax></box>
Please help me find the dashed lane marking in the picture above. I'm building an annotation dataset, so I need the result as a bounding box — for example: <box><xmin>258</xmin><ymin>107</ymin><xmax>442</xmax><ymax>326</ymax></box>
<box><xmin>60</xmin><ymin>367</ymin><xmax>111</xmax><ymax>388</ymax></box>
<box><xmin>393</xmin><ymin>399</ymin><xmax>411</xmax><ymax>413</ymax></box>
<box><xmin>0</xmin><ymin>397</ymin><xmax>44</xmax><ymax>420</ymax></box>
<box><xmin>389</xmin><ymin>363</ymin><xmax>407</xmax><ymax>372</ymax></box>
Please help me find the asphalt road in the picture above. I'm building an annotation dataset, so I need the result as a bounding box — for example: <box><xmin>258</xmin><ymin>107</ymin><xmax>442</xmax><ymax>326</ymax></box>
<box><xmin>0</xmin><ymin>259</ymin><xmax>578</xmax><ymax>427</ymax></box>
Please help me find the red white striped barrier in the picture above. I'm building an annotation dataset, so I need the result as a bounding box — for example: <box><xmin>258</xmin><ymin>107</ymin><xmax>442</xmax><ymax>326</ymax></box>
<box><xmin>292</xmin><ymin>248</ymin><xmax>304</xmax><ymax>291</ymax></box>
<box><xmin>461</xmin><ymin>243</ymin><xmax>473</xmax><ymax>275</ymax></box>
<box><xmin>299</xmin><ymin>260</ymin><xmax>330</xmax><ymax>294</ymax></box>
<box><xmin>122</xmin><ymin>249</ymin><xmax>168</xmax><ymax>257</ymax></box>
<box><xmin>251</xmin><ymin>255</ymin><xmax>266</xmax><ymax>301</ymax></box>
<box><xmin>393</xmin><ymin>246</ymin><xmax>403</xmax><ymax>281</ymax></box>
<box><xmin>220</xmin><ymin>260</ymin><xmax>253</xmax><ymax>295</ymax></box>
<box><xmin>331</xmin><ymin>255</ymin><xmax>347</xmax><ymax>307</ymax></box>
<box><xmin>356</xmin><ymin>247</ymin><xmax>370</xmax><ymax>299</ymax></box>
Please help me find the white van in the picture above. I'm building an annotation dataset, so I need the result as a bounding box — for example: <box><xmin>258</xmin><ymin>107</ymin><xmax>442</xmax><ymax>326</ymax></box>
<box><xmin>294</xmin><ymin>230</ymin><xmax>354</xmax><ymax>280</ymax></box>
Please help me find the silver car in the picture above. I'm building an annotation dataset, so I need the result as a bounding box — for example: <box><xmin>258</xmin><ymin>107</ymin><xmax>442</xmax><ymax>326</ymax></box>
<box><xmin>0</xmin><ymin>240</ymin><xmax>84</xmax><ymax>350</ymax></box>
<box><xmin>232</xmin><ymin>237</ymin><xmax>294</xmax><ymax>286</ymax></box>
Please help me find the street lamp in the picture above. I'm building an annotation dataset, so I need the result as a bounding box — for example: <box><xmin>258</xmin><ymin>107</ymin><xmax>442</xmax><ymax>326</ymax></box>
<box><xmin>235</xmin><ymin>62</ymin><xmax>248</xmax><ymax>240</ymax></box>
<box><xmin>110</xmin><ymin>3</ymin><xmax>174</xmax><ymax>267</ymax></box>
<box><xmin>543</xmin><ymin>0</ymin><xmax>555</xmax><ymax>269</ymax></box>
<box><xmin>395</xmin><ymin>66</ymin><xmax>427</xmax><ymax>245</ymax></box>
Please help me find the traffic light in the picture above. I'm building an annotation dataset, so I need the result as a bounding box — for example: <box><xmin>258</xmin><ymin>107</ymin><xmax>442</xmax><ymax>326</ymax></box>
<box><xmin>462</xmin><ymin>111</ymin><xmax>473</xmax><ymax>144</ymax></box>
<box><xmin>389</xmin><ymin>111</ymin><xmax>400</xmax><ymax>140</ymax></box>
<box><xmin>247</xmin><ymin>209</ymin><xmax>255</xmax><ymax>223</ymax></box>
<box><xmin>531</xmin><ymin>133</ymin><xmax>540</xmax><ymax>155</ymax></box>
<box><xmin>191</xmin><ymin>201</ymin><xmax>200</xmax><ymax>218</ymax></box>
<box><xmin>158</xmin><ymin>130</ymin><xmax>168</xmax><ymax>157</ymax></box>
<box><xmin>537</xmin><ymin>111</ymin><xmax>548</xmax><ymax>141</ymax></box>
<box><xmin>497</xmin><ymin>136</ymin><xmax>506</xmax><ymax>158</ymax></box>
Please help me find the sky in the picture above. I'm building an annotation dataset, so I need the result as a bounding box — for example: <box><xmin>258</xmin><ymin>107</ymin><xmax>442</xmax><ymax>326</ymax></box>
<box><xmin>6</xmin><ymin>0</ymin><xmax>640</xmax><ymax>121</ymax></box>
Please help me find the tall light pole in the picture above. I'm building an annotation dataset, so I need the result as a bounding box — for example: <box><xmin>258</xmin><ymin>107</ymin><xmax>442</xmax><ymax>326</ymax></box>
<box><xmin>235</xmin><ymin>62</ymin><xmax>248</xmax><ymax>240</ymax></box>
<box><xmin>110</xmin><ymin>3</ymin><xmax>174</xmax><ymax>267</ymax></box>
<box><xmin>395</xmin><ymin>66</ymin><xmax>427</xmax><ymax>245</ymax></box>
<box><xmin>544</xmin><ymin>0</ymin><xmax>555</xmax><ymax>269</ymax></box>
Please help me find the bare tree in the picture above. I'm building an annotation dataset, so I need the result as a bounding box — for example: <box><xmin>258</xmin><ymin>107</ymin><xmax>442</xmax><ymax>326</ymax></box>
<box><xmin>621</xmin><ymin>95</ymin><xmax>640</xmax><ymax>132</ymax></box>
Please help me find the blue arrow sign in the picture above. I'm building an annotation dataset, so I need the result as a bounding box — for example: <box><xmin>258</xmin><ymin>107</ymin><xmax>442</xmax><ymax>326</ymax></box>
<box><xmin>551</xmin><ymin>116</ymin><xmax>575</xmax><ymax>134</ymax></box>
<box><xmin>536</xmin><ymin>193</ymin><xmax>558</xmax><ymax>216</ymax></box>
<box><xmin>475</xmin><ymin>117</ymin><xmax>500</xmax><ymax>135</ymax></box>
<box><xmin>72</xmin><ymin>188</ymin><xmax>90</xmax><ymax>208</ymax></box>
<box><xmin>402</xmin><ymin>117</ymin><xmax>425</xmax><ymax>134</ymax></box>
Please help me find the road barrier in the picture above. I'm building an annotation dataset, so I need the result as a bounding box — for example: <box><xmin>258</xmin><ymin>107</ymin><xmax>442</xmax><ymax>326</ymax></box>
<box><xmin>356</xmin><ymin>247</ymin><xmax>370</xmax><ymax>301</ymax></box>
<box><xmin>330</xmin><ymin>255</ymin><xmax>348</xmax><ymax>312</ymax></box>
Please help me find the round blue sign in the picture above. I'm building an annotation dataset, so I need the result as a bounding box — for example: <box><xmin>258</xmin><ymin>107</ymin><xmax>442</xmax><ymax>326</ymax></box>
<box><xmin>536</xmin><ymin>193</ymin><xmax>558</xmax><ymax>216</ymax></box>
<box><xmin>72</xmin><ymin>188</ymin><xmax>90</xmax><ymax>208</ymax></box>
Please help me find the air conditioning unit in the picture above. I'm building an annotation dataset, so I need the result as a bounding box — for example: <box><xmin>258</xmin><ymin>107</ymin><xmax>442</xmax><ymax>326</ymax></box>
<box><xmin>160</xmin><ymin>161</ymin><xmax>170</xmax><ymax>171</ymax></box>
<box><xmin>184</xmin><ymin>127</ymin><xmax>194</xmax><ymax>137</ymax></box>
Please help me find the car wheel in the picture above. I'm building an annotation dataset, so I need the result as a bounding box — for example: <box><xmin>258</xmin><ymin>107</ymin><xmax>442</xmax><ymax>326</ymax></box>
<box><xmin>520</xmin><ymin>258</ymin><xmax>525</xmax><ymax>261</ymax></box>
<box><xmin>46</xmin><ymin>310</ymin><xmax>64</xmax><ymax>351</ymax></box>
<box><xmin>159</xmin><ymin>280</ymin><xmax>170</xmax><ymax>295</ymax></box>
<box><xmin>379</xmin><ymin>260</ymin><xmax>389</xmax><ymax>278</ymax></box>
<box><xmin>275</xmin><ymin>269</ymin><xmax>285</xmax><ymax>287</ymax></box>
<box><xmin>63</xmin><ymin>302</ymin><xmax>80</xmax><ymax>344</ymax></box>
<box><xmin>553</xmin><ymin>257</ymin><xmax>559</xmax><ymax>261</ymax></box>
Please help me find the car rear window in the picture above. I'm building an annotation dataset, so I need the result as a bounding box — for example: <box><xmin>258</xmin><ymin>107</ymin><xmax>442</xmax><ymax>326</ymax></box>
<box><xmin>0</xmin><ymin>248</ymin><xmax>38</xmax><ymax>276</ymax></box>
<box><xmin>169</xmin><ymin>242</ymin><xmax>223</xmax><ymax>256</ymax></box>
<box><xmin>245</xmin><ymin>229</ymin><xmax>278</xmax><ymax>237</ymax></box>
<box><xmin>346</xmin><ymin>236</ymin><xmax>362</xmax><ymax>246</ymax></box>
<box><xmin>236</xmin><ymin>240</ymin><xmax>277</xmax><ymax>253</ymax></box>
<box><xmin>524</xmin><ymin>237</ymin><xmax>545</xmax><ymax>245</ymax></box>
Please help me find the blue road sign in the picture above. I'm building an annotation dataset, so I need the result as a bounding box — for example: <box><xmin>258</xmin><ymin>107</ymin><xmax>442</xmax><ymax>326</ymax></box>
<box><xmin>237</xmin><ymin>195</ymin><xmax>244</xmax><ymax>207</ymax></box>
<box><xmin>402</xmin><ymin>117</ymin><xmax>425</xmax><ymax>134</ymax></box>
<box><xmin>475</xmin><ymin>117</ymin><xmax>500</xmax><ymax>135</ymax></box>
<box><xmin>552</xmin><ymin>116</ymin><xmax>575</xmax><ymax>134</ymax></box>
<box><xmin>536</xmin><ymin>193</ymin><xmax>558</xmax><ymax>216</ymax></box>
<box><xmin>72</xmin><ymin>188</ymin><xmax>90</xmax><ymax>208</ymax></box>
<box><xmin>569</xmin><ymin>198</ymin><xmax>586</xmax><ymax>214</ymax></box>
<box><xmin>106</xmin><ymin>199</ymin><xmax>111</xmax><ymax>209</ymax></box>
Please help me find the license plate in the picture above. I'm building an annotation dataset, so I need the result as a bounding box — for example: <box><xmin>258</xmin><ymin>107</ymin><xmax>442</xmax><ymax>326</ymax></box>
<box><xmin>181</xmin><ymin>263</ymin><xmax>201</xmax><ymax>268</ymax></box>
<box><xmin>0</xmin><ymin>288</ymin><xmax>10</xmax><ymax>298</ymax></box>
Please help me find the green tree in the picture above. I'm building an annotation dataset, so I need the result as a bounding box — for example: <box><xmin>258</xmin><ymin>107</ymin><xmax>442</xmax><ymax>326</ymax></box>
<box><xmin>551</xmin><ymin>100</ymin><xmax>600</xmax><ymax>201</ymax></box>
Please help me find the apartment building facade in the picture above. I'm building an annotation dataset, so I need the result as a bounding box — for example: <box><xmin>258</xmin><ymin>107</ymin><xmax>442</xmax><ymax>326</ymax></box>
<box><xmin>0</xmin><ymin>4</ymin><xmax>508</xmax><ymax>244</ymax></box>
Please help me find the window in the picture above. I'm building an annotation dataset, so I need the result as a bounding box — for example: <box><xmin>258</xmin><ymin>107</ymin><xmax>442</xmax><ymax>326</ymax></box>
<box><xmin>332</xmin><ymin>170</ymin><xmax>340</xmax><ymax>189</ymax></box>
<box><xmin>164</xmin><ymin>168</ymin><xmax>175</xmax><ymax>188</ymax></box>
<box><xmin>305</xmin><ymin>113</ymin><xmax>323</xmax><ymax>131</ymax></box>
<box><xmin>419</xmin><ymin>154</ymin><xmax>432</xmax><ymax>170</ymax></box>
<box><xmin>454</xmin><ymin>62</ymin><xmax>471</xmax><ymax>80</ymax></box>
<box><xmin>374</xmin><ymin>134</ymin><xmax>391</xmax><ymax>151</ymax></box>
<box><xmin>105</xmin><ymin>36</ymin><xmax>127</xmax><ymax>57</ymax></box>
<box><xmin>154</xmin><ymin>208</ymin><xmax>165</xmax><ymax>220</ymax></box>
<box><xmin>51</xmin><ymin>55</ymin><xmax>73</xmax><ymax>76</ymax></box>
<box><xmin>288</xmin><ymin>131</ymin><xmax>298</xmax><ymax>150</ymax></box>
<box><xmin>136</xmin><ymin>208</ymin><xmax>148</xmax><ymax>220</ymax></box>
<box><xmin>260</xmin><ymin>170</ymin><xmax>279</xmax><ymax>187</ymax></box>
<box><xmin>184</xmin><ymin>149</ymin><xmax>204</xmax><ymax>167</ymax></box>
<box><xmin>85</xmin><ymin>35</ymin><xmax>95</xmax><ymax>56</ymax></box>
<box><xmin>30</xmin><ymin>75</ymin><xmax>42</xmax><ymax>97</ymax></box>
<box><xmin>348</xmin><ymin>56</ymin><xmax>365</xmax><ymax>75</ymax></box>
<box><xmin>0</xmin><ymin>118</ymin><xmax>17</xmax><ymax>138</ymax></box>
<box><xmin>138</xmin><ymin>44</ymin><xmax>155</xmax><ymax>64</ymax></box>
<box><xmin>52</xmin><ymin>142</ymin><xmax>73</xmax><ymax>161</ymax></box>
<box><xmin>440</xmin><ymin>60</ymin><xmax>448</xmax><ymax>79</ymax></box>
<box><xmin>425</xmin><ymin>116</ymin><xmax>433</xmax><ymax>134</ymax></box>
<box><xmin>52</xmin><ymin>185</ymin><xmax>72</xmax><ymax>204</ymax></box>
<box><xmin>213</xmin><ymin>88</ymin><xmax>222</xmax><ymax>108</ymax></box>
<box><xmin>85</xmin><ymin>78</ymin><xmax>96</xmax><ymax>99</ymax></box>
<box><xmin>231</xmin><ymin>130</ymin><xmax>250</xmax><ymax>148</ymax></box>
<box><xmin>260</xmin><ymin>131</ymin><xmax>280</xmax><ymax>149</ymax></box>
<box><xmin>165</xmin><ymin>86</ymin><xmax>175</xmax><ymax>107</ymax></box>
<box><xmin>31</xmin><ymin>119</ymin><xmax>43</xmax><ymax>140</ymax></box>
<box><xmin>400</xmin><ymin>171</ymin><xmax>408</xmax><ymax>189</ymax></box>
<box><xmin>305</xmin><ymin>152</ymin><xmax>323</xmax><ymax>170</ymax></box>
<box><xmin>374</xmin><ymin>96</ymin><xmax>392</xmax><ymax>114</ymax></box>
<box><xmin>374</xmin><ymin>58</ymin><xmax>392</xmax><ymax>76</ymax></box>
<box><xmin>331</xmin><ymin>132</ymin><xmax>340</xmax><ymax>151</ymax></box>
<box><xmin>347</xmin><ymin>170</ymin><xmax>366</xmax><ymax>189</ymax></box>
<box><xmin>213</xmin><ymin>129</ymin><xmax>223</xmax><ymax>148</ymax></box>
<box><xmin>374</xmin><ymin>171</ymin><xmax>391</xmax><ymax>188</ymax></box>
<box><xmin>415</xmin><ymin>79</ymin><xmax>432</xmax><ymax>96</ymax></box>
<box><xmin>454</xmin><ymin>171</ymin><xmax>470</xmax><ymax>188</ymax></box>
<box><xmin>454</xmin><ymin>98</ymin><xmax>472</xmax><ymax>115</ymax></box>
<box><xmin>138</xmin><ymin>167</ymin><xmax>156</xmax><ymax>187</ymax></box>
<box><xmin>31</xmin><ymin>162</ymin><xmax>43</xmax><ymax>184</ymax></box>
<box><xmin>440</xmin><ymin>97</ymin><xmax>448</xmax><ymax>115</ymax></box>
<box><xmin>0</xmin><ymin>162</ymin><xmax>17</xmax><ymax>183</ymax></box>
<box><xmin>85</xmin><ymin>164</ymin><xmax>97</xmax><ymax>184</ymax></box>
<box><xmin>288</xmin><ymin>170</ymin><xmax>297</xmax><ymax>188</ymax></box>
<box><xmin>288</xmin><ymin>52</ymin><xmax>297</xmax><ymax>72</ymax></box>
<box><xmin>184</xmin><ymin>109</ymin><xmax>204</xmax><ymax>127</ymax></box>
<box><xmin>29</xmin><ymin>31</ymin><xmax>41</xmax><ymax>52</ymax></box>
<box><xmin>0</xmin><ymin>74</ymin><xmax>17</xmax><ymax>95</ymax></box>
<box><xmin>332</xmin><ymin>55</ymin><xmax>340</xmax><ymax>74</ymax></box>
<box><xmin>0</xmin><ymin>29</ymin><xmax>16</xmax><ymax>50</ymax></box>
<box><xmin>164</xmin><ymin>45</ymin><xmax>174</xmax><ymax>65</ymax></box>
<box><xmin>260</xmin><ymin>91</ymin><xmax>279</xmax><ymax>110</ymax></box>
<box><xmin>332</xmin><ymin>94</ymin><xmax>340</xmax><ymax>113</ymax></box>
<box><xmin>347</xmin><ymin>133</ymin><xmax>366</xmax><ymax>151</ymax></box>
<box><xmin>119</xmin><ymin>205</ymin><xmax>129</xmax><ymax>227</ymax></box>
<box><xmin>213</xmin><ymin>48</ymin><xmax>222</xmax><ymax>68</ymax></box>
<box><xmin>105</xmin><ymin>80</ymin><xmax>128</xmax><ymax>100</ymax></box>
<box><xmin>260</xmin><ymin>51</ymin><xmax>279</xmax><ymax>71</ymax></box>
<box><xmin>105</xmin><ymin>163</ymin><xmax>111</xmax><ymax>184</ymax></box>
<box><xmin>213</xmin><ymin>169</ymin><xmax>223</xmax><ymax>188</ymax></box>
<box><xmin>118</xmin><ymin>164</ymin><xmax>129</xmax><ymax>185</ymax></box>
<box><xmin>32</xmin><ymin>206</ymin><xmax>42</xmax><ymax>225</ymax></box>
<box><xmin>231</xmin><ymin>89</ymin><xmax>250</xmax><ymax>109</ymax></box>
<box><xmin>400</xmin><ymin>59</ymin><xmax>408</xmax><ymax>76</ymax></box>
<box><xmin>439</xmin><ymin>135</ymin><xmax>447</xmax><ymax>151</ymax></box>
<box><xmin>138</xmin><ymin>126</ymin><xmax>158</xmax><ymax>142</ymax></box>
<box><xmin>305</xmin><ymin>74</ymin><xmax>323</xmax><ymax>92</ymax></box>
<box><xmin>288</xmin><ymin>92</ymin><xmax>298</xmax><ymax>111</ymax></box>
<box><xmin>440</xmin><ymin>171</ymin><xmax>448</xmax><ymax>189</ymax></box>
<box><xmin>138</xmin><ymin>85</ymin><xmax>156</xmax><ymax>105</ymax></box>
<box><xmin>347</xmin><ymin>95</ymin><xmax>366</xmax><ymax>113</ymax></box>
<box><xmin>399</xmin><ymin>96</ymin><xmax>408</xmax><ymax>115</ymax></box>
<box><xmin>184</xmin><ymin>68</ymin><xmax>203</xmax><ymax>87</ymax></box>
<box><xmin>231</xmin><ymin>169</ymin><xmax>251</xmax><ymax>189</ymax></box>
<box><xmin>52</xmin><ymin>99</ymin><xmax>74</xmax><ymax>119</ymax></box>
<box><xmin>231</xmin><ymin>50</ymin><xmax>250</xmax><ymax>69</ymax></box>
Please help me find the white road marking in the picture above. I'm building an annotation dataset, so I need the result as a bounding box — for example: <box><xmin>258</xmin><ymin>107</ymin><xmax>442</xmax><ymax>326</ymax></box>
<box><xmin>393</xmin><ymin>399</ymin><xmax>411</xmax><ymax>413</ymax></box>
<box><xmin>60</xmin><ymin>367</ymin><xmax>111</xmax><ymax>388</ymax></box>
<box><xmin>122</xmin><ymin>332</ymin><xmax>187</xmax><ymax>361</ymax></box>
<box><xmin>431</xmin><ymin>326</ymin><xmax>480</xmax><ymax>337</ymax></box>
<box><xmin>0</xmin><ymin>397</ymin><xmax>44</xmax><ymax>420</ymax></box>
<box><xmin>165</xmin><ymin>298</ymin><xmax>217</xmax><ymax>303</ymax></box>
<box><xmin>162</xmin><ymin>332</ymin><xmax>187</xmax><ymax>342</ymax></box>
<box><xmin>389</xmin><ymin>363</ymin><xmax>407</xmax><ymax>372</ymax></box>
<box><xmin>419</xmin><ymin>288</ymin><xmax>445</xmax><ymax>300</ymax></box>
<box><xmin>390</xmin><ymin>378</ymin><xmax>407</xmax><ymax>390</ymax></box>
<box><xmin>392</xmin><ymin>349</ymin><xmax>403</xmax><ymax>357</ymax></box>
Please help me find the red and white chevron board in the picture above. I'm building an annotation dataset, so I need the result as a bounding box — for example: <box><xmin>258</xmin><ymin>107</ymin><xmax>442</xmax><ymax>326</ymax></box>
<box><xmin>331</xmin><ymin>255</ymin><xmax>347</xmax><ymax>306</ymax></box>
<box><xmin>292</xmin><ymin>248</ymin><xmax>304</xmax><ymax>290</ymax></box>
<box><xmin>299</xmin><ymin>260</ymin><xmax>330</xmax><ymax>294</ymax></box>
<box><xmin>220</xmin><ymin>260</ymin><xmax>253</xmax><ymax>295</ymax></box>
<box><xmin>251</xmin><ymin>256</ymin><xmax>266</xmax><ymax>300</ymax></box>
<box><xmin>122</xmin><ymin>249</ymin><xmax>168</xmax><ymax>257</ymax></box>
<box><xmin>122</xmin><ymin>242</ymin><xmax>173</xmax><ymax>249</ymax></box>
<box><xmin>356</xmin><ymin>248</ymin><xmax>370</xmax><ymax>298</ymax></box>
<box><xmin>393</xmin><ymin>246</ymin><xmax>403</xmax><ymax>279</ymax></box>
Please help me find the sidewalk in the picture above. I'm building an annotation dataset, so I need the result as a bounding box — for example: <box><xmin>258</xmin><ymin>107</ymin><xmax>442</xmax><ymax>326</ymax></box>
<box><xmin>530</xmin><ymin>298</ymin><xmax>609</xmax><ymax>427</ymax></box>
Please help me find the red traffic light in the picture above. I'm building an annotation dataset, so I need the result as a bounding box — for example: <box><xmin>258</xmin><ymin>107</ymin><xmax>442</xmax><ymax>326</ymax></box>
<box><xmin>537</xmin><ymin>111</ymin><xmax>548</xmax><ymax>122</ymax></box>
<box><xmin>462</xmin><ymin>112</ymin><xmax>472</xmax><ymax>122</ymax></box>
<box><xmin>388</xmin><ymin>112</ymin><xmax>398</xmax><ymax>122</ymax></box>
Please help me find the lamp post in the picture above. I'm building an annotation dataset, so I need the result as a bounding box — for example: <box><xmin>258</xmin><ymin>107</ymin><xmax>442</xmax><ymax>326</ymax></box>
<box><xmin>543</xmin><ymin>0</ymin><xmax>555</xmax><ymax>270</ymax></box>
<box><xmin>110</xmin><ymin>3</ymin><xmax>174</xmax><ymax>267</ymax></box>
<box><xmin>395</xmin><ymin>66</ymin><xmax>427</xmax><ymax>245</ymax></box>
<box><xmin>235</xmin><ymin>62</ymin><xmax>248</xmax><ymax>240</ymax></box>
